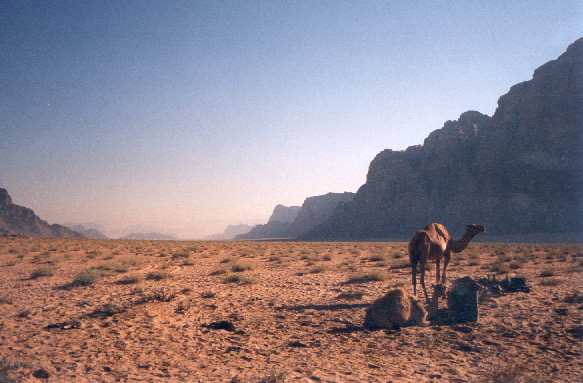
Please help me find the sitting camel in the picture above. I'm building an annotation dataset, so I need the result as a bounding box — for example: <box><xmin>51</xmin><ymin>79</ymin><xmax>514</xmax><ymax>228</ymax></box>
<box><xmin>408</xmin><ymin>223</ymin><xmax>485</xmax><ymax>300</ymax></box>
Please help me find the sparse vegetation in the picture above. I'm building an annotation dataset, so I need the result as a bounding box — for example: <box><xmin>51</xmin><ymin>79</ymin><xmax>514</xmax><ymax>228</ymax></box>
<box><xmin>145</xmin><ymin>271</ymin><xmax>169</xmax><ymax>281</ymax></box>
<box><xmin>30</xmin><ymin>267</ymin><xmax>54</xmax><ymax>279</ymax></box>
<box><xmin>344</xmin><ymin>272</ymin><xmax>385</xmax><ymax>284</ymax></box>
<box><xmin>222</xmin><ymin>274</ymin><xmax>254</xmax><ymax>285</ymax></box>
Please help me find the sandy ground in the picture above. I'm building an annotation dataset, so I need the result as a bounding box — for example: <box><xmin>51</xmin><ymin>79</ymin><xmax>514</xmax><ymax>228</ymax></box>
<box><xmin>0</xmin><ymin>237</ymin><xmax>582</xmax><ymax>382</ymax></box>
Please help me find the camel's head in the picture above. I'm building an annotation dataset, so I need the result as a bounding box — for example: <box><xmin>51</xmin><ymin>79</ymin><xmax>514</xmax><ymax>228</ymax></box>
<box><xmin>465</xmin><ymin>224</ymin><xmax>485</xmax><ymax>235</ymax></box>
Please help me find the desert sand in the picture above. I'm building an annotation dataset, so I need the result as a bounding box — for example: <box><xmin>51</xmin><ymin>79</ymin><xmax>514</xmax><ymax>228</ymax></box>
<box><xmin>0</xmin><ymin>237</ymin><xmax>582</xmax><ymax>382</ymax></box>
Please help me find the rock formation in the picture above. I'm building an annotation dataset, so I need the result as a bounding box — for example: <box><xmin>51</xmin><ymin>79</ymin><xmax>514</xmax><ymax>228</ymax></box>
<box><xmin>205</xmin><ymin>224</ymin><xmax>253</xmax><ymax>240</ymax></box>
<box><xmin>364</xmin><ymin>288</ymin><xmax>428</xmax><ymax>329</ymax></box>
<box><xmin>0</xmin><ymin>188</ymin><xmax>83</xmax><ymax>238</ymax></box>
<box><xmin>237</xmin><ymin>193</ymin><xmax>355</xmax><ymax>240</ymax></box>
<box><xmin>235</xmin><ymin>204</ymin><xmax>299</xmax><ymax>240</ymax></box>
<box><xmin>67</xmin><ymin>225</ymin><xmax>109</xmax><ymax>239</ymax></box>
<box><xmin>303</xmin><ymin>38</ymin><xmax>583</xmax><ymax>240</ymax></box>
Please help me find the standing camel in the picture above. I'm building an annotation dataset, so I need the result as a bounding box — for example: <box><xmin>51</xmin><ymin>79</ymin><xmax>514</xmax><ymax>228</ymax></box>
<box><xmin>408</xmin><ymin>223</ymin><xmax>485</xmax><ymax>300</ymax></box>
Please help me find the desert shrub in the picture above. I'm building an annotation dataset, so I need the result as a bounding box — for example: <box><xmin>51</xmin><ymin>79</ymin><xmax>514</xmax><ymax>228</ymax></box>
<box><xmin>201</xmin><ymin>291</ymin><xmax>215</xmax><ymax>299</ymax></box>
<box><xmin>257</xmin><ymin>371</ymin><xmax>286</xmax><ymax>383</ymax></box>
<box><xmin>231</xmin><ymin>262</ymin><xmax>252</xmax><ymax>272</ymax></box>
<box><xmin>336</xmin><ymin>291</ymin><xmax>364</xmax><ymax>301</ymax></box>
<box><xmin>540</xmin><ymin>269</ymin><xmax>555</xmax><ymax>277</ymax></box>
<box><xmin>541</xmin><ymin>278</ymin><xmax>561</xmax><ymax>286</ymax></box>
<box><xmin>172</xmin><ymin>251</ymin><xmax>190</xmax><ymax>259</ymax></box>
<box><xmin>30</xmin><ymin>267</ymin><xmax>54</xmax><ymax>279</ymax></box>
<box><xmin>368</xmin><ymin>255</ymin><xmax>386</xmax><ymax>262</ymax></box>
<box><xmin>145</xmin><ymin>271</ymin><xmax>169</xmax><ymax>281</ymax></box>
<box><xmin>344</xmin><ymin>272</ymin><xmax>385</xmax><ymax>284</ymax></box>
<box><xmin>307</xmin><ymin>265</ymin><xmax>326</xmax><ymax>274</ymax></box>
<box><xmin>209</xmin><ymin>268</ymin><xmax>227</xmax><ymax>276</ymax></box>
<box><xmin>321</xmin><ymin>254</ymin><xmax>332</xmax><ymax>261</ymax></box>
<box><xmin>509</xmin><ymin>261</ymin><xmax>522</xmax><ymax>270</ymax></box>
<box><xmin>117</xmin><ymin>275</ymin><xmax>141</xmax><ymax>285</ymax></box>
<box><xmin>220</xmin><ymin>257</ymin><xmax>235</xmax><ymax>264</ymax></box>
<box><xmin>69</xmin><ymin>270</ymin><xmax>99</xmax><ymax>287</ymax></box>
<box><xmin>222</xmin><ymin>274</ymin><xmax>254</xmax><ymax>285</ymax></box>
<box><xmin>0</xmin><ymin>296</ymin><xmax>13</xmax><ymax>305</ymax></box>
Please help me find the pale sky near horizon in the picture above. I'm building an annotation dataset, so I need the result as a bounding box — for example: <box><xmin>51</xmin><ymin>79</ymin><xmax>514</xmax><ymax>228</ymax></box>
<box><xmin>1</xmin><ymin>1</ymin><xmax>582</xmax><ymax>238</ymax></box>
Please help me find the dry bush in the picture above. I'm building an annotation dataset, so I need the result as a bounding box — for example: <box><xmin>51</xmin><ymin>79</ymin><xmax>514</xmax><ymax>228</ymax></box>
<box><xmin>336</xmin><ymin>291</ymin><xmax>364</xmax><ymax>301</ymax></box>
<box><xmin>0</xmin><ymin>296</ymin><xmax>13</xmax><ymax>305</ymax></box>
<box><xmin>223</xmin><ymin>274</ymin><xmax>254</xmax><ymax>285</ymax></box>
<box><xmin>201</xmin><ymin>291</ymin><xmax>215</xmax><ymax>299</ymax></box>
<box><xmin>117</xmin><ymin>275</ymin><xmax>141</xmax><ymax>285</ymax></box>
<box><xmin>321</xmin><ymin>254</ymin><xmax>332</xmax><ymax>261</ymax></box>
<box><xmin>145</xmin><ymin>271</ymin><xmax>169</xmax><ymax>281</ymax></box>
<box><xmin>539</xmin><ymin>269</ymin><xmax>555</xmax><ymax>277</ymax></box>
<box><xmin>541</xmin><ymin>278</ymin><xmax>561</xmax><ymax>286</ymax></box>
<box><xmin>30</xmin><ymin>267</ymin><xmax>54</xmax><ymax>279</ymax></box>
<box><xmin>231</xmin><ymin>262</ymin><xmax>253</xmax><ymax>272</ymax></box>
<box><xmin>307</xmin><ymin>265</ymin><xmax>326</xmax><ymax>274</ymax></box>
<box><xmin>210</xmin><ymin>268</ymin><xmax>227</xmax><ymax>276</ymax></box>
<box><xmin>69</xmin><ymin>270</ymin><xmax>99</xmax><ymax>287</ymax></box>
<box><xmin>344</xmin><ymin>272</ymin><xmax>385</xmax><ymax>284</ymax></box>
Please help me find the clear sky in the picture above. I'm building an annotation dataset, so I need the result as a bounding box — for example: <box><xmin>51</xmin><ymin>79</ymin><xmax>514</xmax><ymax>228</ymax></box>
<box><xmin>1</xmin><ymin>1</ymin><xmax>581</xmax><ymax>238</ymax></box>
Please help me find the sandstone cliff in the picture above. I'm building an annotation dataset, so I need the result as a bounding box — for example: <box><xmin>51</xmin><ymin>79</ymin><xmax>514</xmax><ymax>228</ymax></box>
<box><xmin>0</xmin><ymin>188</ymin><xmax>83</xmax><ymax>238</ymax></box>
<box><xmin>303</xmin><ymin>38</ymin><xmax>583</xmax><ymax>240</ymax></box>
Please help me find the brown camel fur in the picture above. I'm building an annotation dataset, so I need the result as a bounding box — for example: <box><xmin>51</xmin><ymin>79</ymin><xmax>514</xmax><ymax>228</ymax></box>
<box><xmin>408</xmin><ymin>223</ymin><xmax>485</xmax><ymax>300</ymax></box>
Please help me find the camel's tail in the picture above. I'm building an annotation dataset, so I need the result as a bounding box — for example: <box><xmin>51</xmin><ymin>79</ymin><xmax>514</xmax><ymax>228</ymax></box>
<box><xmin>408</xmin><ymin>231</ymin><xmax>430</xmax><ymax>296</ymax></box>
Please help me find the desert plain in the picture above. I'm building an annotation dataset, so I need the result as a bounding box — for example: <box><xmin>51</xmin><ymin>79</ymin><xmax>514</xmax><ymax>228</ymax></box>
<box><xmin>0</xmin><ymin>237</ymin><xmax>582</xmax><ymax>382</ymax></box>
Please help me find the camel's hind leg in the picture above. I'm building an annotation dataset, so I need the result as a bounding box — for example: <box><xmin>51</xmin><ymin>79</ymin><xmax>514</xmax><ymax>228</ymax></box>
<box><xmin>411</xmin><ymin>261</ymin><xmax>417</xmax><ymax>296</ymax></box>
<box><xmin>420</xmin><ymin>259</ymin><xmax>429</xmax><ymax>302</ymax></box>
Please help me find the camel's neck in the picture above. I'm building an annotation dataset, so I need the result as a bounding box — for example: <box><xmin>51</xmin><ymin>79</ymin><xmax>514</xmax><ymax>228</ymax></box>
<box><xmin>449</xmin><ymin>231</ymin><xmax>478</xmax><ymax>253</ymax></box>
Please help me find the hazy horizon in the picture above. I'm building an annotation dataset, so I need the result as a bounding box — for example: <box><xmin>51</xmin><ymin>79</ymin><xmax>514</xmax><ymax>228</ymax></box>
<box><xmin>1</xmin><ymin>1</ymin><xmax>582</xmax><ymax>238</ymax></box>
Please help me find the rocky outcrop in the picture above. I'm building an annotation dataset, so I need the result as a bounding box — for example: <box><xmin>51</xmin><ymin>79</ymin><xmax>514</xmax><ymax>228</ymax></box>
<box><xmin>67</xmin><ymin>225</ymin><xmax>109</xmax><ymax>239</ymax></box>
<box><xmin>205</xmin><ymin>224</ymin><xmax>253</xmax><ymax>240</ymax></box>
<box><xmin>237</xmin><ymin>193</ymin><xmax>355</xmax><ymax>240</ymax></box>
<box><xmin>235</xmin><ymin>204</ymin><xmax>298</xmax><ymax>239</ymax></box>
<box><xmin>303</xmin><ymin>38</ymin><xmax>583</xmax><ymax>240</ymax></box>
<box><xmin>0</xmin><ymin>188</ymin><xmax>83</xmax><ymax>238</ymax></box>
<box><xmin>289</xmin><ymin>192</ymin><xmax>355</xmax><ymax>237</ymax></box>
<box><xmin>267</xmin><ymin>205</ymin><xmax>301</xmax><ymax>224</ymax></box>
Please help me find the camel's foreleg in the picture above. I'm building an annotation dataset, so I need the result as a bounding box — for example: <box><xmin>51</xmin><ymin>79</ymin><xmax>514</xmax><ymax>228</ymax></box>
<box><xmin>435</xmin><ymin>257</ymin><xmax>441</xmax><ymax>284</ymax></box>
<box><xmin>442</xmin><ymin>250</ymin><xmax>451</xmax><ymax>285</ymax></box>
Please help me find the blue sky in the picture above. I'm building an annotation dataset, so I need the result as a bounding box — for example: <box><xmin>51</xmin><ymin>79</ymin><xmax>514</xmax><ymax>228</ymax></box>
<box><xmin>1</xmin><ymin>1</ymin><xmax>581</xmax><ymax>237</ymax></box>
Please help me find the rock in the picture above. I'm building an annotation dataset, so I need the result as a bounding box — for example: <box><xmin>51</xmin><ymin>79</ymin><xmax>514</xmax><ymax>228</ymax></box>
<box><xmin>46</xmin><ymin>320</ymin><xmax>81</xmax><ymax>330</ymax></box>
<box><xmin>32</xmin><ymin>369</ymin><xmax>50</xmax><ymax>379</ymax></box>
<box><xmin>204</xmin><ymin>320</ymin><xmax>236</xmax><ymax>331</ymax></box>
<box><xmin>0</xmin><ymin>188</ymin><xmax>83</xmax><ymax>238</ymax></box>
<box><xmin>447</xmin><ymin>277</ymin><xmax>480</xmax><ymax>323</ymax></box>
<box><xmin>287</xmin><ymin>340</ymin><xmax>308</xmax><ymax>348</ymax></box>
<box><xmin>364</xmin><ymin>288</ymin><xmax>428</xmax><ymax>330</ymax></box>
<box><xmin>301</xmin><ymin>38</ymin><xmax>583</xmax><ymax>241</ymax></box>
<box><xmin>500</xmin><ymin>276</ymin><xmax>530</xmax><ymax>293</ymax></box>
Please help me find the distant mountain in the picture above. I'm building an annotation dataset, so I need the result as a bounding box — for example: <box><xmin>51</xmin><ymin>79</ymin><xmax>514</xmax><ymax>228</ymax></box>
<box><xmin>289</xmin><ymin>192</ymin><xmax>355</xmax><ymax>237</ymax></box>
<box><xmin>67</xmin><ymin>225</ymin><xmax>108</xmax><ymax>239</ymax></box>
<box><xmin>205</xmin><ymin>224</ymin><xmax>253</xmax><ymax>240</ymax></box>
<box><xmin>267</xmin><ymin>204</ymin><xmax>301</xmax><ymax>224</ymax></box>
<box><xmin>236</xmin><ymin>193</ymin><xmax>355</xmax><ymax>240</ymax></box>
<box><xmin>302</xmin><ymin>38</ymin><xmax>583</xmax><ymax>240</ymax></box>
<box><xmin>236</xmin><ymin>204</ymin><xmax>300</xmax><ymax>240</ymax></box>
<box><xmin>0</xmin><ymin>188</ymin><xmax>83</xmax><ymax>238</ymax></box>
<box><xmin>120</xmin><ymin>232</ymin><xmax>178</xmax><ymax>240</ymax></box>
